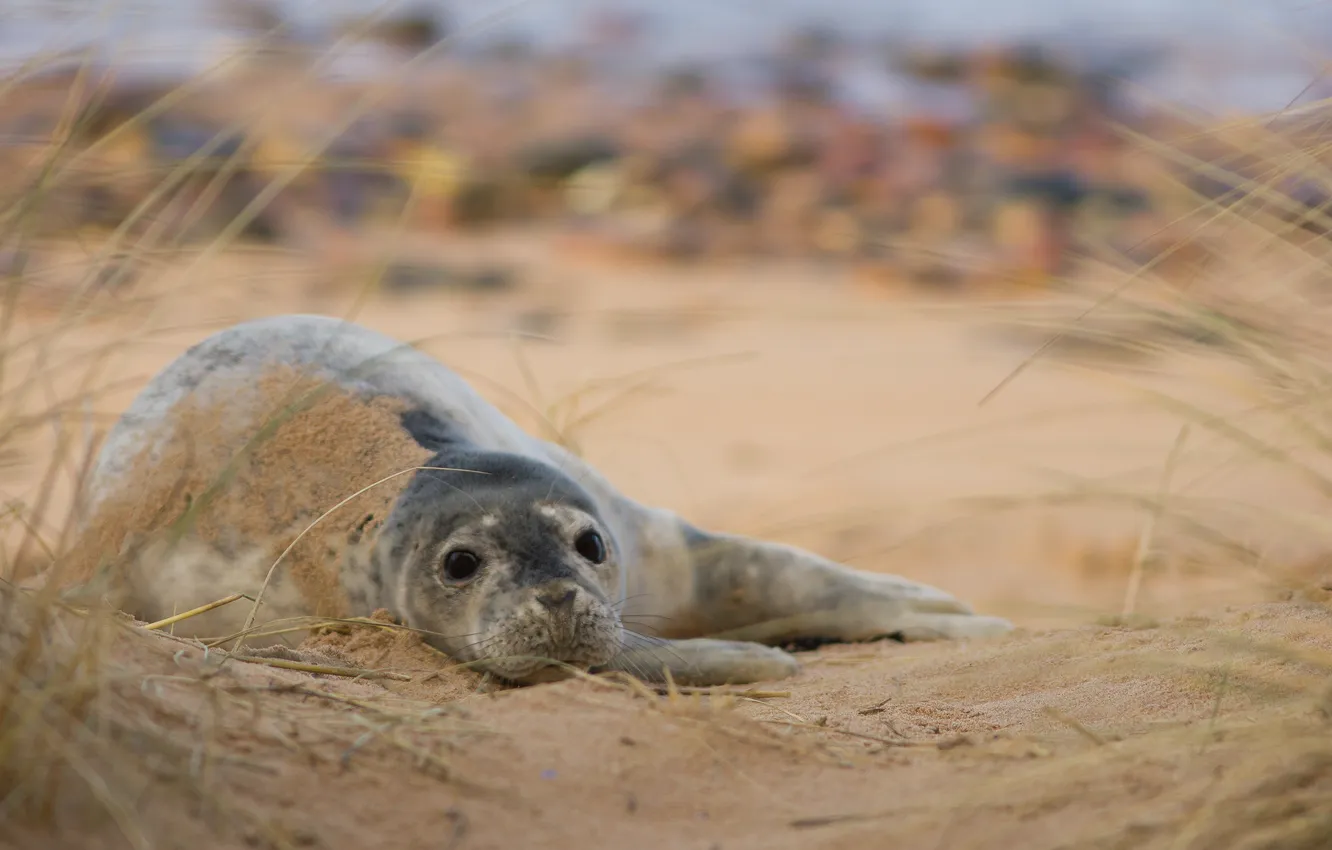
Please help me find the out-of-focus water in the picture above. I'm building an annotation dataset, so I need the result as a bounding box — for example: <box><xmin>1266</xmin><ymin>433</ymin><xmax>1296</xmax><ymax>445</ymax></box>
<box><xmin>3</xmin><ymin>1</ymin><xmax>1332</xmax><ymax>112</ymax></box>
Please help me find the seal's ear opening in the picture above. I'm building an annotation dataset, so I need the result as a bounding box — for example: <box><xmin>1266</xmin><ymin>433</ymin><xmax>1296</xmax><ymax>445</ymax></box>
<box><xmin>399</xmin><ymin>408</ymin><xmax>460</xmax><ymax>452</ymax></box>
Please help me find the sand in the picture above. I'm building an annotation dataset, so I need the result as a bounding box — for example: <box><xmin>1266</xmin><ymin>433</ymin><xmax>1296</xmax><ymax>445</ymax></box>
<box><xmin>2</xmin><ymin>233</ymin><xmax>1331</xmax><ymax>849</ymax></box>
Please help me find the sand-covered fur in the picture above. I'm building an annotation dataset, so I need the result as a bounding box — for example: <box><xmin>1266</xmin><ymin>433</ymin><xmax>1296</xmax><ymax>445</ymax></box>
<box><xmin>63</xmin><ymin>366</ymin><xmax>431</xmax><ymax>633</ymax></box>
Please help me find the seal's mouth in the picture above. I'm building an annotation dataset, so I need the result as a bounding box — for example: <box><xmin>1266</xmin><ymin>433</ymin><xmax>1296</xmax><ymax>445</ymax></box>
<box><xmin>497</xmin><ymin>662</ymin><xmax>579</xmax><ymax>685</ymax></box>
<box><xmin>461</xmin><ymin>590</ymin><xmax>625</xmax><ymax>684</ymax></box>
<box><xmin>474</xmin><ymin>628</ymin><xmax>624</xmax><ymax>684</ymax></box>
<box><xmin>479</xmin><ymin>652</ymin><xmax>600</xmax><ymax>684</ymax></box>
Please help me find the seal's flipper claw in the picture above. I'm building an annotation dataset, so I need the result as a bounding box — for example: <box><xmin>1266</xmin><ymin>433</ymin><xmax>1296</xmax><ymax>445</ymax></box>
<box><xmin>888</xmin><ymin>613</ymin><xmax>1015</xmax><ymax>642</ymax></box>
<box><xmin>602</xmin><ymin>636</ymin><xmax>800</xmax><ymax>687</ymax></box>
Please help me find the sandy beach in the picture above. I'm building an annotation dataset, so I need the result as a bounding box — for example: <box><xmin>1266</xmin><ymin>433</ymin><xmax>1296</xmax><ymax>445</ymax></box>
<box><xmin>3</xmin><ymin>228</ymin><xmax>1329</xmax><ymax>849</ymax></box>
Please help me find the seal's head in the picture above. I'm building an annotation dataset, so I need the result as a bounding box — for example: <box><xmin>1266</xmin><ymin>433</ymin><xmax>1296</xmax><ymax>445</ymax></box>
<box><xmin>379</xmin><ymin>450</ymin><xmax>625</xmax><ymax>683</ymax></box>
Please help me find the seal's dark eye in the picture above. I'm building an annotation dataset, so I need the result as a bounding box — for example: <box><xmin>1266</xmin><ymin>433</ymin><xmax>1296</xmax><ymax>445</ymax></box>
<box><xmin>442</xmin><ymin>550</ymin><xmax>482</xmax><ymax>582</ymax></box>
<box><xmin>574</xmin><ymin>529</ymin><xmax>606</xmax><ymax>564</ymax></box>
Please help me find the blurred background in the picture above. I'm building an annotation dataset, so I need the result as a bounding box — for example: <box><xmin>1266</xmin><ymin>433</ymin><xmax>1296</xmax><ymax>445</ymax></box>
<box><xmin>5</xmin><ymin>0</ymin><xmax>1332</xmax><ymax>290</ymax></box>
<box><xmin>4</xmin><ymin>0</ymin><xmax>1332</xmax><ymax>624</ymax></box>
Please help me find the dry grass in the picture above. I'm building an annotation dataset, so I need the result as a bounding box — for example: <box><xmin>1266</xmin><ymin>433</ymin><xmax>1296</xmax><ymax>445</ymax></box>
<box><xmin>2</xmin><ymin>11</ymin><xmax>1332</xmax><ymax>850</ymax></box>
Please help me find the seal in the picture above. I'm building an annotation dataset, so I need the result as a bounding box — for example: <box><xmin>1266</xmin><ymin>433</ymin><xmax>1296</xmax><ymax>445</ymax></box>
<box><xmin>69</xmin><ymin>314</ymin><xmax>1012</xmax><ymax>686</ymax></box>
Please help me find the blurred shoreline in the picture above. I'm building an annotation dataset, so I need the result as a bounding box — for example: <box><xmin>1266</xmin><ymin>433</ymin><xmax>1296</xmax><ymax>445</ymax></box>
<box><xmin>3</xmin><ymin>2</ymin><xmax>1331</xmax><ymax>306</ymax></box>
<box><xmin>2</xmin><ymin>1</ymin><xmax>1331</xmax><ymax>112</ymax></box>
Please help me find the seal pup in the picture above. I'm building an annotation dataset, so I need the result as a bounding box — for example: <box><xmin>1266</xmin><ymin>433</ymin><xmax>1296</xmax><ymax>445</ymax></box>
<box><xmin>71</xmin><ymin>314</ymin><xmax>1013</xmax><ymax>686</ymax></box>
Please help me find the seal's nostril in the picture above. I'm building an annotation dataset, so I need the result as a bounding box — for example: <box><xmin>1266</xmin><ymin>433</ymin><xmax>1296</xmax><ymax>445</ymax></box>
<box><xmin>538</xmin><ymin>588</ymin><xmax>577</xmax><ymax>612</ymax></box>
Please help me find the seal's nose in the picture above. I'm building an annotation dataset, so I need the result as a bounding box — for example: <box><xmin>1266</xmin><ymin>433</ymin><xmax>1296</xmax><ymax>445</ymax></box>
<box><xmin>537</xmin><ymin>587</ymin><xmax>577</xmax><ymax>613</ymax></box>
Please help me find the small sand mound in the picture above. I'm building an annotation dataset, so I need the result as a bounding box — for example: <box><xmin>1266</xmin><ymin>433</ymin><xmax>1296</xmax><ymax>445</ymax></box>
<box><xmin>302</xmin><ymin>609</ymin><xmax>488</xmax><ymax>702</ymax></box>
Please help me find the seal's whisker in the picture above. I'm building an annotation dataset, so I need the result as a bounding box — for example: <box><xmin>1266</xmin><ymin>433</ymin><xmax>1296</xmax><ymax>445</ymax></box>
<box><xmin>610</xmin><ymin>592</ymin><xmax>656</xmax><ymax>609</ymax></box>
<box><xmin>455</xmin><ymin>635</ymin><xmax>497</xmax><ymax>654</ymax></box>
<box><xmin>621</xmin><ymin>631</ymin><xmax>674</xmax><ymax>650</ymax></box>
<box><xmin>543</xmin><ymin>466</ymin><xmax>559</xmax><ymax>503</ymax></box>
<box><xmin>618</xmin><ymin>619</ymin><xmax>673</xmax><ymax>639</ymax></box>
<box><xmin>617</xmin><ymin>632</ymin><xmax>691</xmax><ymax>677</ymax></box>
<box><xmin>621</xmin><ymin>658</ymin><xmax>656</xmax><ymax>684</ymax></box>
<box><xmin>631</xmin><ymin>653</ymin><xmax>682</xmax><ymax>684</ymax></box>
<box><xmin>603</xmin><ymin>647</ymin><xmax>657</xmax><ymax>684</ymax></box>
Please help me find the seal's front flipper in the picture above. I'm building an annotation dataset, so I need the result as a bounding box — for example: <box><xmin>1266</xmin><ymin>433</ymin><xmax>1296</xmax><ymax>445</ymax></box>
<box><xmin>679</xmin><ymin>523</ymin><xmax>1016</xmax><ymax>645</ymax></box>
<box><xmin>886</xmin><ymin>612</ymin><xmax>1015</xmax><ymax>642</ymax></box>
<box><xmin>702</xmin><ymin>606</ymin><xmax>1015</xmax><ymax>647</ymax></box>
<box><xmin>597</xmin><ymin>636</ymin><xmax>800</xmax><ymax>687</ymax></box>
